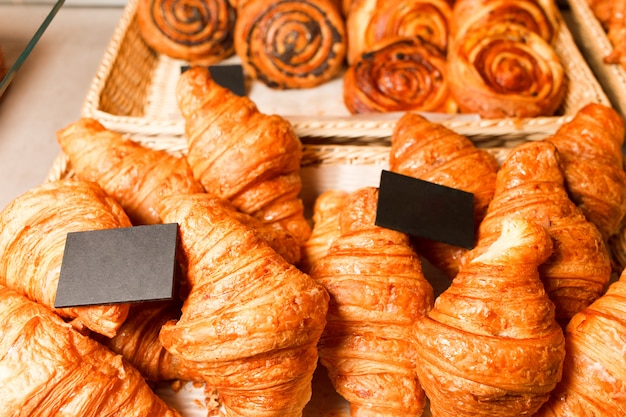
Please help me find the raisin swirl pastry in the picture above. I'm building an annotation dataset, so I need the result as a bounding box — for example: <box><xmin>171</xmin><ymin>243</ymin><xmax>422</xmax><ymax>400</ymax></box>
<box><xmin>344</xmin><ymin>36</ymin><xmax>457</xmax><ymax>114</ymax></box>
<box><xmin>447</xmin><ymin>22</ymin><xmax>566</xmax><ymax>118</ymax></box>
<box><xmin>136</xmin><ymin>0</ymin><xmax>236</xmax><ymax>64</ymax></box>
<box><xmin>233</xmin><ymin>0</ymin><xmax>347</xmax><ymax>89</ymax></box>
<box><xmin>346</xmin><ymin>0</ymin><xmax>453</xmax><ymax>65</ymax></box>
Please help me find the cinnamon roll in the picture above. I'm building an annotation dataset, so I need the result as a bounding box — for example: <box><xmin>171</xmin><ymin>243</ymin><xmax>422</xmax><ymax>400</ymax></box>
<box><xmin>343</xmin><ymin>36</ymin><xmax>457</xmax><ymax>114</ymax></box>
<box><xmin>447</xmin><ymin>22</ymin><xmax>566</xmax><ymax>118</ymax></box>
<box><xmin>233</xmin><ymin>0</ymin><xmax>347</xmax><ymax>89</ymax></box>
<box><xmin>136</xmin><ymin>0</ymin><xmax>236</xmax><ymax>64</ymax></box>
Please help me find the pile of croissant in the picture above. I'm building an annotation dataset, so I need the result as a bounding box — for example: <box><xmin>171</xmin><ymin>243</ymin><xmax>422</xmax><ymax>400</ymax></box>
<box><xmin>587</xmin><ymin>0</ymin><xmax>626</xmax><ymax>71</ymax></box>
<box><xmin>1</xmin><ymin>63</ymin><xmax>626</xmax><ymax>417</ymax></box>
<box><xmin>135</xmin><ymin>0</ymin><xmax>567</xmax><ymax>119</ymax></box>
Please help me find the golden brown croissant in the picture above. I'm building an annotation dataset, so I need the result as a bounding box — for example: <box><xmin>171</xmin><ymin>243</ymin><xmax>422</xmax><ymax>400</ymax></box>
<box><xmin>0</xmin><ymin>285</ymin><xmax>182</xmax><ymax>416</ymax></box>
<box><xmin>0</xmin><ymin>179</ymin><xmax>132</xmax><ymax>338</ymax></box>
<box><xmin>472</xmin><ymin>141</ymin><xmax>612</xmax><ymax>322</ymax></box>
<box><xmin>156</xmin><ymin>193</ymin><xmax>329</xmax><ymax>417</ymax></box>
<box><xmin>233</xmin><ymin>0</ymin><xmax>346</xmax><ymax>89</ymax></box>
<box><xmin>345</xmin><ymin>0</ymin><xmax>453</xmax><ymax>65</ymax></box>
<box><xmin>176</xmin><ymin>66</ymin><xmax>311</xmax><ymax>245</ymax></box>
<box><xmin>389</xmin><ymin>112</ymin><xmax>499</xmax><ymax>278</ymax></box>
<box><xmin>136</xmin><ymin>0</ymin><xmax>235</xmax><ymax>64</ymax></box>
<box><xmin>534</xmin><ymin>267</ymin><xmax>626</xmax><ymax>417</ymax></box>
<box><xmin>310</xmin><ymin>187</ymin><xmax>434</xmax><ymax>417</ymax></box>
<box><xmin>545</xmin><ymin>103</ymin><xmax>626</xmax><ymax>242</ymax></box>
<box><xmin>343</xmin><ymin>36</ymin><xmax>457</xmax><ymax>114</ymax></box>
<box><xmin>56</xmin><ymin>117</ymin><xmax>206</xmax><ymax>225</ymax></box>
<box><xmin>447</xmin><ymin>22</ymin><xmax>566</xmax><ymax>118</ymax></box>
<box><xmin>414</xmin><ymin>217</ymin><xmax>566</xmax><ymax>417</ymax></box>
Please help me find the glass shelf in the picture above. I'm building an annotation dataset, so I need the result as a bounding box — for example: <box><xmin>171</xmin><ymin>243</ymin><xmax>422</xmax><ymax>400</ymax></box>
<box><xmin>0</xmin><ymin>0</ymin><xmax>65</xmax><ymax>97</ymax></box>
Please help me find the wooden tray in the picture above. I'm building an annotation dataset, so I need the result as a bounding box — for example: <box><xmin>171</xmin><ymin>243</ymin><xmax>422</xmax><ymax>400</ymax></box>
<box><xmin>81</xmin><ymin>0</ymin><xmax>610</xmax><ymax>147</ymax></box>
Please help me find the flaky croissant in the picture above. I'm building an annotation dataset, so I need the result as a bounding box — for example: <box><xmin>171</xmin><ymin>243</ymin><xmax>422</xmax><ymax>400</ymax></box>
<box><xmin>310</xmin><ymin>187</ymin><xmax>434</xmax><ymax>417</ymax></box>
<box><xmin>0</xmin><ymin>285</ymin><xmax>182</xmax><ymax>416</ymax></box>
<box><xmin>156</xmin><ymin>193</ymin><xmax>329</xmax><ymax>417</ymax></box>
<box><xmin>534</xmin><ymin>267</ymin><xmax>626</xmax><ymax>417</ymax></box>
<box><xmin>414</xmin><ymin>217</ymin><xmax>566</xmax><ymax>417</ymax></box>
<box><xmin>545</xmin><ymin>103</ymin><xmax>626</xmax><ymax>241</ymax></box>
<box><xmin>56</xmin><ymin>117</ymin><xmax>205</xmax><ymax>225</ymax></box>
<box><xmin>472</xmin><ymin>141</ymin><xmax>612</xmax><ymax>322</ymax></box>
<box><xmin>176</xmin><ymin>66</ymin><xmax>311</xmax><ymax>245</ymax></box>
<box><xmin>389</xmin><ymin>112</ymin><xmax>499</xmax><ymax>278</ymax></box>
<box><xmin>0</xmin><ymin>179</ymin><xmax>132</xmax><ymax>338</ymax></box>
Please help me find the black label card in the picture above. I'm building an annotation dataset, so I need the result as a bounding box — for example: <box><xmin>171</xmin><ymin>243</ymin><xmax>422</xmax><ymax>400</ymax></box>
<box><xmin>54</xmin><ymin>223</ymin><xmax>179</xmax><ymax>308</ymax></box>
<box><xmin>376</xmin><ymin>170</ymin><xmax>475</xmax><ymax>249</ymax></box>
<box><xmin>181</xmin><ymin>64</ymin><xmax>247</xmax><ymax>96</ymax></box>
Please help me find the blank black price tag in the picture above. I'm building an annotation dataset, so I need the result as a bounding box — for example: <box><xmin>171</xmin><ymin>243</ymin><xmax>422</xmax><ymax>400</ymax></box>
<box><xmin>181</xmin><ymin>64</ymin><xmax>247</xmax><ymax>96</ymax></box>
<box><xmin>376</xmin><ymin>170</ymin><xmax>475</xmax><ymax>249</ymax></box>
<box><xmin>54</xmin><ymin>223</ymin><xmax>179</xmax><ymax>308</ymax></box>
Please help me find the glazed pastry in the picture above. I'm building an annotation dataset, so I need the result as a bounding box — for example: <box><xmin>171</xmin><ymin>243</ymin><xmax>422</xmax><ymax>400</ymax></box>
<box><xmin>310</xmin><ymin>187</ymin><xmax>434</xmax><ymax>416</ymax></box>
<box><xmin>389</xmin><ymin>112</ymin><xmax>499</xmax><ymax>278</ymax></box>
<box><xmin>0</xmin><ymin>179</ymin><xmax>132</xmax><ymax>337</ymax></box>
<box><xmin>136</xmin><ymin>0</ymin><xmax>235</xmax><ymax>64</ymax></box>
<box><xmin>344</xmin><ymin>36</ymin><xmax>457</xmax><ymax>114</ymax></box>
<box><xmin>472</xmin><ymin>141</ymin><xmax>612</xmax><ymax>322</ymax></box>
<box><xmin>414</xmin><ymin>217</ymin><xmax>566</xmax><ymax>417</ymax></box>
<box><xmin>604</xmin><ymin>0</ymin><xmax>626</xmax><ymax>70</ymax></box>
<box><xmin>56</xmin><ymin>117</ymin><xmax>205</xmax><ymax>225</ymax></box>
<box><xmin>451</xmin><ymin>0</ymin><xmax>559</xmax><ymax>43</ymax></box>
<box><xmin>346</xmin><ymin>0</ymin><xmax>452</xmax><ymax>64</ymax></box>
<box><xmin>545</xmin><ymin>103</ymin><xmax>626</xmax><ymax>241</ymax></box>
<box><xmin>233</xmin><ymin>0</ymin><xmax>346</xmax><ymax>89</ymax></box>
<box><xmin>176</xmin><ymin>66</ymin><xmax>311</xmax><ymax>245</ymax></box>
<box><xmin>534</xmin><ymin>268</ymin><xmax>626</xmax><ymax>417</ymax></box>
<box><xmin>447</xmin><ymin>22</ymin><xmax>566</xmax><ymax>118</ymax></box>
<box><xmin>157</xmin><ymin>193</ymin><xmax>329</xmax><ymax>417</ymax></box>
<box><xmin>300</xmin><ymin>189</ymin><xmax>349</xmax><ymax>273</ymax></box>
<box><xmin>0</xmin><ymin>285</ymin><xmax>181</xmax><ymax>416</ymax></box>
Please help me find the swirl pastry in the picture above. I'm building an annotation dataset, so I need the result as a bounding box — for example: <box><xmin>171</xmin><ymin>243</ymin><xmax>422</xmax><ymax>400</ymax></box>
<box><xmin>451</xmin><ymin>0</ymin><xmax>559</xmax><ymax>43</ymax></box>
<box><xmin>176</xmin><ymin>66</ymin><xmax>311</xmax><ymax>245</ymax></box>
<box><xmin>0</xmin><ymin>285</ymin><xmax>182</xmax><ymax>417</ymax></box>
<box><xmin>136</xmin><ymin>0</ymin><xmax>236</xmax><ymax>64</ymax></box>
<box><xmin>344</xmin><ymin>36</ymin><xmax>457</xmax><ymax>114</ymax></box>
<box><xmin>389</xmin><ymin>112</ymin><xmax>499</xmax><ymax>278</ymax></box>
<box><xmin>534</xmin><ymin>268</ymin><xmax>626</xmax><ymax>417</ymax></box>
<box><xmin>310</xmin><ymin>187</ymin><xmax>434</xmax><ymax>416</ymax></box>
<box><xmin>0</xmin><ymin>180</ymin><xmax>132</xmax><ymax>338</ymax></box>
<box><xmin>545</xmin><ymin>103</ymin><xmax>626</xmax><ymax>241</ymax></box>
<box><xmin>447</xmin><ymin>22</ymin><xmax>566</xmax><ymax>118</ymax></box>
<box><xmin>346</xmin><ymin>0</ymin><xmax>453</xmax><ymax>64</ymax></box>
<box><xmin>233</xmin><ymin>0</ymin><xmax>347</xmax><ymax>89</ymax></box>
<box><xmin>414</xmin><ymin>217</ymin><xmax>566</xmax><ymax>417</ymax></box>
<box><xmin>472</xmin><ymin>141</ymin><xmax>612</xmax><ymax>322</ymax></box>
<box><xmin>157</xmin><ymin>193</ymin><xmax>329</xmax><ymax>417</ymax></box>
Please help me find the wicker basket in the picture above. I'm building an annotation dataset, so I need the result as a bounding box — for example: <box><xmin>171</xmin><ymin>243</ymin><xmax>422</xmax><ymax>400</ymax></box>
<box><xmin>81</xmin><ymin>0</ymin><xmax>610</xmax><ymax>147</ymax></box>
<box><xmin>567</xmin><ymin>0</ymin><xmax>626</xmax><ymax>122</ymax></box>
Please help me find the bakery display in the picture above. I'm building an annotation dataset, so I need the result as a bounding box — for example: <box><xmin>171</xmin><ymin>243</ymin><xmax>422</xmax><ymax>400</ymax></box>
<box><xmin>310</xmin><ymin>187</ymin><xmax>434</xmax><ymax>416</ymax></box>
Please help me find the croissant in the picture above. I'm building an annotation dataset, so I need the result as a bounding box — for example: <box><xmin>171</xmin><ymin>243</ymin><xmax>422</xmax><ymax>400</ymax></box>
<box><xmin>545</xmin><ymin>103</ymin><xmax>626</xmax><ymax>241</ymax></box>
<box><xmin>451</xmin><ymin>0</ymin><xmax>559</xmax><ymax>43</ymax></box>
<box><xmin>56</xmin><ymin>117</ymin><xmax>205</xmax><ymax>225</ymax></box>
<box><xmin>136</xmin><ymin>0</ymin><xmax>235</xmax><ymax>64</ymax></box>
<box><xmin>343</xmin><ymin>36</ymin><xmax>457</xmax><ymax>114</ymax></box>
<box><xmin>345</xmin><ymin>0</ymin><xmax>453</xmax><ymax>65</ymax></box>
<box><xmin>233</xmin><ymin>0</ymin><xmax>346</xmax><ymax>89</ymax></box>
<box><xmin>0</xmin><ymin>285</ymin><xmax>182</xmax><ymax>416</ymax></box>
<box><xmin>414</xmin><ymin>217</ymin><xmax>566</xmax><ymax>417</ymax></box>
<box><xmin>310</xmin><ymin>187</ymin><xmax>434</xmax><ymax>417</ymax></box>
<box><xmin>447</xmin><ymin>22</ymin><xmax>566</xmax><ymax>118</ymax></box>
<box><xmin>300</xmin><ymin>189</ymin><xmax>349</xmax><ymax>273</ymax></box>
<box><xmin>534</xmin><ymin>267</ymin><xmax>626</xmax><ymax>417</ymax></box>
<box><xmin>389</xmin><ymin>112</ymin><xmax>499</xmax><ymax>278</ymax></box>
<box><xmin>0</xmin><ymin>179</ymin><xmax>132</xmax><ymax>338</ymax></box>
<box><xmin>472</xmin><ymin>141</ymin><xmax>612</xmax><ymax>322</ymax></box>
<box><xmin>176</xmin><ymin>66</ymin><xmax>311</xmax><ymax>245</ymax></box>
<box><xmin>156</xmin><ymin>193</ymin><xmax>329</xmax><ymax>417</ymax></box>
